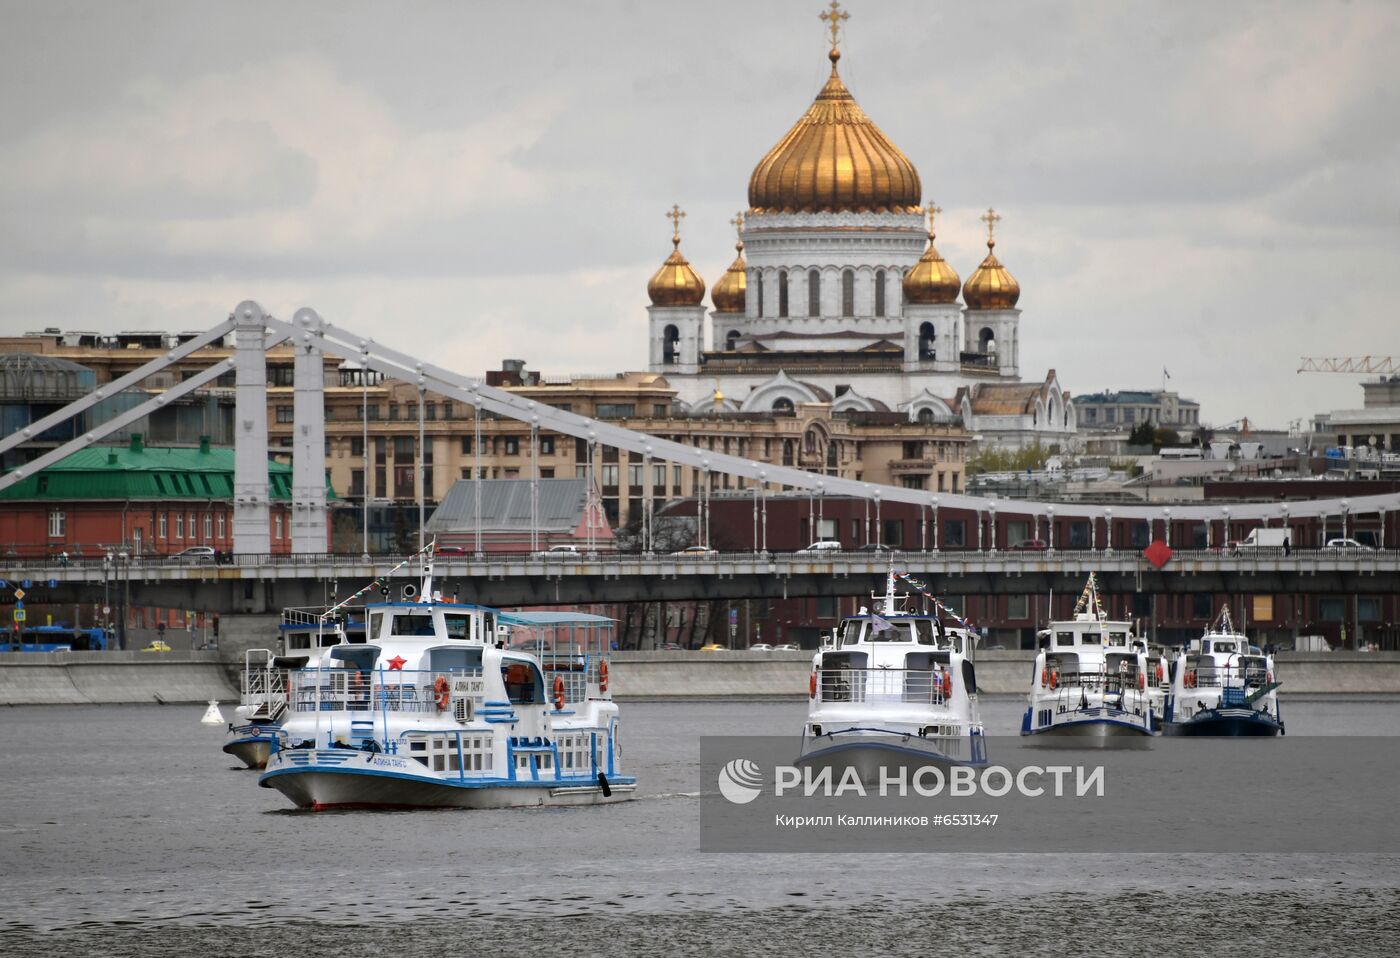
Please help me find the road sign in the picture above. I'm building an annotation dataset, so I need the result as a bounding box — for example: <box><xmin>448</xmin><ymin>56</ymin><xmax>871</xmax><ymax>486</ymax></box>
<box><xmin>13</xmin><ymin>588</ymin><xmax>24</xmax><ymax>601</ymax></box>
<box><xmin>13</xmin><ymin>609</ymin><xmax>26</xmax><ymax>622</ymax></box>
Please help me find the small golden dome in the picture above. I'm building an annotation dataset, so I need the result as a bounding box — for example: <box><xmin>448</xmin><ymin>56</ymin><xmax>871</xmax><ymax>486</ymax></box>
<box><xmin>963</xmin><ymin>208</ymin><xmax>1020</xmax><ymax>310</ymax></box>
<box><xmin>747</xmin><ymin>48</ymin><xmax>921</xmax><ymax>214</ymax></box>
<box><xmin>902</xmin><ymin>204</ymin><xmax>961</xmax><ymax>305</ymax></box>
<box><xmin>648</xmin><ymin>204</ymin><xmax>706</xmax><ymax>307</ymax></box>
<box><xmin>711</xmin><ymin>212</ymin><xmax>747</xmax><ymax>314</ymax></box>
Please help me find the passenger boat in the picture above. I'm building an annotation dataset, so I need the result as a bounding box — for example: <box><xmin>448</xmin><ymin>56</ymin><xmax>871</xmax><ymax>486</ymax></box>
<box><xmin>800</xmin><ymin>570</ymin><xmax>986</xmax><ymax>779</ymax></box>
<box><xmin>1021</xmin><ymin>574</ymin><xmax>1156</xmax><ymax>740</ymax></box>
<box><xmin>258</xmin><ymin>556</ymin><xmax>634</xmax><ymax>810</ymax></box>
<box><xmin>223</xmin><ymin>612</ymin><xmax>354</xmax><ymax>770</ymax></box>
<box><xmin>1164</xmin><ymin>608</ymin><xmax>1284</xmax><ymax>736</ymax></box>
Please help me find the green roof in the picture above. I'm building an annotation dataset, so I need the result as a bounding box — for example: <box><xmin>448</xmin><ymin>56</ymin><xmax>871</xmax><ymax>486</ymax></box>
<box><xmin>0</xmin><ymin>440</ymin><xmax>335</xmax><ymax>502</ymax></box>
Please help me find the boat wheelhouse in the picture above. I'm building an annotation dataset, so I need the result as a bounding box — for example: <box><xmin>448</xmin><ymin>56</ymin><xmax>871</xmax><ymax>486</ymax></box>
<box><xmin>258</xmin><ymin>559</ymin><xmax>633</xmax><ymax>809</ymax></box>
<box><xmin>1022</xmin><ymin>574</ymin><xmax>1155</xmax><ymax>739</ymax></box>
<box><xmin>1164</xmin><ymin>609</ymin><xmax>1283</xmax><ymax>736</ymax></box>
<box><xmin>800</xmin><ymin>570</ymin><xmax>986</xmax><ymax>777</ymax></box>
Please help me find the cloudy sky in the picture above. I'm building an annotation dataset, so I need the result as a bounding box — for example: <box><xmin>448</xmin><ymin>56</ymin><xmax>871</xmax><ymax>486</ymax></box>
<box><xmin>2</xmin><ymin>0</ymin><xmax>1397</xmax><ymax>428</ymax></box>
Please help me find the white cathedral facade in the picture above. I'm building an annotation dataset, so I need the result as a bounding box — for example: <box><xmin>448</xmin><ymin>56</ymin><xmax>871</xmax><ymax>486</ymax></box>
<box><xmin>644</xmin><ymin>21</ymin><xmax>1077</xmax><ymax>452</ymax></box>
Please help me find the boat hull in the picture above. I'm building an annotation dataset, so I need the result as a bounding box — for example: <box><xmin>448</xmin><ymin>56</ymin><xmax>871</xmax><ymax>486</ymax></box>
<box><xmin>1021</xmin><ymin>710</ymin><xmax>1154</xmax><ymax>745</ymax></box>
<box><xmin>799</xmin><ymin>734</ymin><xmax>987</xmax><ymax>783</ymax></box>
<box><xmin>223</xmin><ymin>737</ymin><xmax>272</xmax><ymax>770</ymax></box>
<box><xmin>1163</xmin><ymin>708</ymin><xmax>1284</xmax><ymax>737</ymax></box>
<box><xmin>260</xmin><ymin>750</ymin><xmax>636</xmax><ymax>810</ymax></box>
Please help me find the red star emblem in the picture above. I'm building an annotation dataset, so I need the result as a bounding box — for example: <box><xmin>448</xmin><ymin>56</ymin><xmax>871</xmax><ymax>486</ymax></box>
<box><xmin>386</xmin><ymin>655</ymin><xmax>407</xmax><ymax>670</ymax></box>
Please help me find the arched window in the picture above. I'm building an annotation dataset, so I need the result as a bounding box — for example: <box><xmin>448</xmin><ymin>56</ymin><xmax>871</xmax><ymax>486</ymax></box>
<box><xmin>725</xmin><ymin>330</ymin><xmax>739</xmax><ymax>351</ymax></box>
<box><xmin>875</xmin><ymin>269</ymin><xmax>886</xmax><ymax>317</ymax></box>
<box><xmin>782</xmin><ymin>440</ymin><xmax>794</xmax><ymax>466</ymax></box>
<box><xmin>979</xmin><ymin>327</ymin><xmax>995</xmax><ymax>354</ymax></box>
<box><xmin>773</xmin><ymin>397</ymin><xmax>794</xmax><ymax>414</ymax></box>
<box><xmin>662</xmin><ymin>324</ymin><xmax>679</xmax><ymax>364</ymax></box>
<box><xmin>756</xmin><ymin>271</ymin><xmax>765</xmax><ymax>317</ymax></box>
<box><xmin>778</xmin><ymin>270</ymin><xmax>789</xmax><ymax>318</ymax></box>
<box><xmin>808</xmin><ymin>268</ymin><xmax>821</xmax><ymax>316</ymax></box>
<box><xmin>918</xmin><ymin>321</ymin><xmax>935</xmax><ymax>360</ymax></box>
<box><xmin>917</xmin><ymin>407</ymin><xmax>934</xmax><ymax>425</ymax></box>
<box><xmin>804</xmin><ymin>428</ymin><xmax>819</xmax><ymax>454</ymax></box>
<box><xmin>841</xmin><ymin>269</ymin><xmax>855</xmax><ymax>317</ymax></box>
<box><xmin>826</xmin><ymin>440</ymin><xmax>839</xmax><ymax>468</ymax></box>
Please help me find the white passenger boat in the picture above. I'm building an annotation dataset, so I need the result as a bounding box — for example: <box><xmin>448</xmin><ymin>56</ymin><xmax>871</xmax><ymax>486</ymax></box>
<box><xmin>1021</xmin><ymin>574</ymin><xmax>1155</xmax><ymax>740</ymax></box>
<box><xmin>222</xmin><ymin>611</ymin><xmax>356</xmax><ymax>769</ymax></box>
<box><xmin>1164</xmin><ymin>608</ymin><xmax>1284</xmax><ymax>736</ymax></box>
<box><xmin>258</xmin><ymin>557</ymin><xmax>634</xmax><ymax>810</ymax></box>
<box><xmin>800</xmin><ymin>570</ymin><xmax>986</xmax><ymax>779</ymax></box>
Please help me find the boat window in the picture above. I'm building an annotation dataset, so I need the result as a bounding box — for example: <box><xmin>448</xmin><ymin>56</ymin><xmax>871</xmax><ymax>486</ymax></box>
<box><xmin>1055</xmin><ymin>631</ymin><xmax>1075</xmax><ymax>647</ymax></box>
<box><xmin>868</xmin><ymin>621</ymin><xmax>914</xmax><ymax>642</ymax></box>
<box><xmin>287</xmin><ymin>632</ymin><xmax>310</xmax><ymax>650</ymax></box>
<box><xmin>501</xmin><ymin>658</ymin><xmax>543</xmax><ymax>705</ymax></box>
<box><xmin>368</xmin><ymin>612</ymin><xmax>384</xmax><ymax>640</ymax></box>
<box><xmin>910</xmin><ymin>620</ymin><xmax>935</xmax><ymax>644</ymax></box>
<box><xmin>1081</xmin><ymin>631</ymin><xmax>1101</xmax><ymax>645</ymax></box>
<box><xmin>483</xmin><ymin>613</ymin><xmax>497</xmax><ymax>643</ymax></box>
<box><xmin>428</xmin><ymin>647</ymin><xmax>483</xmax><ymax>673</ymax></box>
<box><xmin>318</xmin><ymin>632</ymin><xmax>340</xmax><ymax>647</ymax></box>
<box><xmin>1108</xmin><ymin>631</ymin><xmax>1127</xmax><ymax>645</ymax></box>
<box><xmin>392</xmin><ymin>613</ymin><xmax>437</xmax><ymax>636</ymax></box>
<box><xmin>443</xmin><ymin>613</ymin><xmax>472</xmax><ymax>640</ymax></box>
<box><xmin>840</xmin><ymin>621</ymin><xmax>865</xmax><ymax>645</ymax></box>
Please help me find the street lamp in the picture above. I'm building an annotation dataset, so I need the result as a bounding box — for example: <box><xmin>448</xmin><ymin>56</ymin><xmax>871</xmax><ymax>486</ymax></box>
<box><xmin>930</xmin><ymin>496</ymin><xmax>939</xmax><ymax>554</ymax></box>
<box><xmin>1104</xmin><ymin>507</ymin><xmax>1113</xmax><ymax>554</ymax></box>
<box><xmin>1047</xmin><ymin>505</ymin><xmax>1055</xmax><ymax>553</ymax></box>
<box><xmin>1162</xmin><ymin>508</ymin><xmax>1171</xmax><ymax>549</ymax></box>
<box><xmin>1341</xmin><ymin>498</ymin><xmax>1349</xmax><ymax>542</ymax></box>
<box><xmin>1221</xmin><ymin>506</ymin><xmax>1230</xmax><ymax>550</ymax></box>
<box><xmin>988</xmin><ymin>501</ymin><xmax>997</xmax><ymax>553</ymax></box>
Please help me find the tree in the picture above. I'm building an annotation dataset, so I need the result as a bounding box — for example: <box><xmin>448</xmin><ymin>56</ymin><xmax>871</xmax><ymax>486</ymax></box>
<box><xmin>1127</xmin><ymin>422</ymin><xmax>1156</xmax><ymax>448</ymax></box>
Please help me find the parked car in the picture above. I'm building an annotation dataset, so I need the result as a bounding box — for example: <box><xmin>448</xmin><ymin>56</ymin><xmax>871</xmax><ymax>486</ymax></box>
<box><xmin>1008</xmin><ymin>539</ymin><xmax>1047</xmax><ymax>552</ymax></box>
<box><xmin>141</xmin><ymin>639</ymin><xmax>172</xmax><ymax>652</ymax></box>
<box><xmin>748</xmin><ymin>643</ymin><xmax>774</xmax><ymax>652</ymax></box>
<box><xmin>171</xmin><ymin>546</ymin><xmax>216</xmax><ymax>564</ymax></box>
<box><xmin>671</xmin><ymin>546</ymin><xmax>719</xmax><ymax>557</ymax></box>
<box><xmin>856</xmin><ymin>543</ymin><xmax>894</xmax><ymax>553</ymax></box>
<box><xmin>532</xmin><ymin>544</ymin><xmax>582</xmax><ymax>559</ymax></box>
<box><xmin>435</xmin><ymin>545</ymin><xmax>468</xmax><ymax>556</ymax></box>
<box><xmin>1325</xmin><ymin>538</ymin><xmax>1374</xmax><ymax>552</ymax></box>
<box><xmin>698</xmin><ymin>643</ymin><xmax>727</xmax><ymax>651</ymax></box>
<box><xmin>796</xmin><ymin>540</ymin><xmax>843</xmax><ymax>554</ymax></box>
<box><xmin>657</xmin><ymin>642</ymin><xmax>684</xmax><ymax>651</ymax></box>
<box><xmin>772</xmin><ymin>643</ymin><xmax>800</xmax><ymax>651</ymax></box>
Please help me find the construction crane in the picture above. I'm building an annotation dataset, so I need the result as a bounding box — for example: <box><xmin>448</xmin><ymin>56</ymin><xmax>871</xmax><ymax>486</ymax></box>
<box><xmin>1298</xmin><ymin>356</ymin><xmax>1400</xmax><ymax>374</ymax></box>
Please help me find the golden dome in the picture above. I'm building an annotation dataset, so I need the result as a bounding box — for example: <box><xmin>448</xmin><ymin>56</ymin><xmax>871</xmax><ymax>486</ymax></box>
<box><xmin>711</xmin><ymin>212</ymin><xmax>747</xmax><ymax>313</ymax></box>
<box><xmin>747</xmin><ymin>47</ymin><xmax>921</xmax><ymax>214</ymax></box>
<box><xmin>648</xmin><ymin>204</ymin><xmax>706</xmax><ymax>307</ymax></box>
<box><xmin>963</xmin><ymin>208</ymin><xmax>1021</xmax><ymax>310</ymax></box>
<box><xmin>902</xmin><ymin>204</ymin><xmax>961</xmax><ymax>305</ymax></box>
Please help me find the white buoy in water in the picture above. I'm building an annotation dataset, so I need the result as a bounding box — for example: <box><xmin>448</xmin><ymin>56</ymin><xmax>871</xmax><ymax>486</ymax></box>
<box><xmin>201</xmin><ymin>699</ymin><xmax>225</xmax><ymax>725</ymax></box>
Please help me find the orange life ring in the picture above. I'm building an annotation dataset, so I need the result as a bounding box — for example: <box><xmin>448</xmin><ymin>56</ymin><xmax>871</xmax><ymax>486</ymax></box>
<box><xmin>809</xmin><ymin>671</ymin><xmax>818</xmax><ymax>698</ymax></box>
<box><xmin>1049</xmin><ymin>669</ymin><xmax>1059</xmax><ymax>690</ymax></box>
<box><xmin>1185</xmin><ymin>669</ymin><xmax>1197</xmax><ymax>689</ymax></box>
<box><xmin>599</xmin><ymin>659</ymin><xmax>610</xmax><ymax>693</ymax></box>
<box><xmin>941</xmin><ymin>670</ymin><xmax>952</xmax><ymax>698</ymax></box>
<box><xmin>553</xmin><ymin>674</ymin><xmax>566</xmax><ymax>711</ymax></box>
<box><xmin>433</xmin><ymin>675</ymin><xmax>450</xmax><ymax>712</ymax></box>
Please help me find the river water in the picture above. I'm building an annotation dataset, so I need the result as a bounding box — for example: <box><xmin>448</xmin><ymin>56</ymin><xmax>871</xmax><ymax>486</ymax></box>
<box><xmin>2</xmin><ymin>696</ymin><xmax>1398</xmax><ymax>956</ymax></box>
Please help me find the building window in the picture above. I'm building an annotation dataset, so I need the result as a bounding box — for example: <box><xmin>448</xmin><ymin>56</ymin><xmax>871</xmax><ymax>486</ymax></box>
<box><xmin>1008</xmin><ymin>595</ymin><xmax>1029</xmax><ymax>620</ymax></box>
<box><xmin>351</xmin><ymin>436</ymin><xmax>365</xmax><ymax>457</ymax></box>
<box><xmin>883</xmin><ymin>519</ymin><xmax>902</xmax><ymax>546</ymax></box>
<box><xmin>48</xmin><ymin>510</ymin><xmax>65</xmax><ymax>537</ymax></box>
<box><xmin>808</xmin><ymin>268</ymin><xmax>821</xmax><ymax>315</ymax></box>
<box><xmin>425</xmin><ymin>402</ymin><xmax>437</xmax><ymax>422</ymax></box>
<box><xmin>505</xmin><ymin>436</ymin><xmax>520</xmax><ymax>455</ymax></box>
<box><xmin>540</xmin><ymin>436</ymin><xmax>555</xmax><ymax>455</ymax></box>
<box><xmin>175</xmin><ymin>513</ymin><xmax>184</xmax><ymax>538</ymax></box>
<box><xmin>778</xmin><ymin>270</ymin><xmax>789</xmax><ymax>318</ymax></box>
<box><xmin>596</xmin><ymin>404</ymin><xmax>636</xmax><ymax>419</ymax></box>
<box><xmin>755</xmin><ymin>273</ymin><xmax>764</xmax><ymax>316</ymax></box>
<box><xmin>726</xmin><ymin>330</ymin><xmax>739</xmax><ymax>351</ymax></box>
<box><xmin>943</xmin><ymin>519</ymin><xmax>966</xmax><ymax>547</ymax></box>
<box><xmin>875</xmin><ymin>269</ymin><xmax>886</xmax><ymax>317</ymax></box>
<box><xmin>188</xmin><ymin>512</ymin><xmax>196</xmax><ymax>540</ymax></box>
<box><xmin>158</xmin><ymin>513</ymin><xmax>168</xmax><ymax>538</ymax></box>
<box><xmin>460</xmin><ymin>436</ymin><xmax>472</xmax><ymax>455</ymax></box>
<box><xmin>773</xmin><ymin>397</ymin><xmax>794</xmax><ymax>414</ymax></box>
<box><xmin>394</xmin><ymin>467</ymin><xmax>415</xmax><ymax>498</ymax></box>
<box><xmin>919</xmin><ymin>322</ymin><xmax>935</xmax><ymax>360</ymax></box>
<box><xmin>275</xmin><ymin>513</ymin><xmax>283</xmax><ymax>539</ymax></box>
<box><xmin>217</xmin><ymin>513</ymin><xmax>226</xmax><ymax>538</ymax></box>
<box><xmin>602</xmin><ymin>465</ymin><xmax>620</xmax><ymax>488</ymax></box>
<box><xmin>203</xmin><ymin>514</ymin><xmax>212</xmax><ymax>540</ymax></box>
<box><xmin>275</xmin><ymin>406</ymin><xmax>294</xmax><ymax>423</ymax></box>
<box><xmin>841</xmin><ymin>269</ymin><xmax>854</xmax><ymax>317</ymax></box>
<box><xmin>350</xmin><ymin>469</ymin><xmax>365</xmax><ymax>496</ymax></box>
<box><xmin>267</xmin><ymin>365</ymin><xmax>295</xmax><ymax>387</ymax></box>
<box><xmin>394</xmin><ymin>436</ymin><xmax>415</xmax><ymax>460</ymax></box>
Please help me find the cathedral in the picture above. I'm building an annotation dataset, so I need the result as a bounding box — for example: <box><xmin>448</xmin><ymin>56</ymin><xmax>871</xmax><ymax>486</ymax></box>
<box><xmin>645</xmin><ymin>4</ymin><xmax>1076</xmax><ymax>451</ymax></box>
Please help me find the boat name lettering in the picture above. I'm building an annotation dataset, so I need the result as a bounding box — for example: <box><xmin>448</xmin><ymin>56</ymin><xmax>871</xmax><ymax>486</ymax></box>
<box><xmin>369</xmin><ymin>757</ymin><xmax>409</xmax><ymax>769</ymax></box>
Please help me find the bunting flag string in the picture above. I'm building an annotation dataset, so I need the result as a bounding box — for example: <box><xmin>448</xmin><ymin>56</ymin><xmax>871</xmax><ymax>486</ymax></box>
<box><xmin>894</xmin><ymin>571</ymin><xmax>978</xmax><ymax>632</ymax></box>
<box><xmin>322</xmin><ymin>539</ymin><xmax>437</xmax><ymax>620</ymax></box>
<box><xmin>1072</xmin><ymin>571</ymin><xmax>1100</xmax><ymax>617</ymax></box>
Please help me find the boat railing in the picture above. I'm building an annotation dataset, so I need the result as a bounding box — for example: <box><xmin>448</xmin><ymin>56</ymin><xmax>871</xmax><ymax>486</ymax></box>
<box><xmin>1189</xmin><ymin>663</ymin><xmax>1270</xmax><ymax>689</ymax></box>
<box><xmin>538</xmin><ymin>651</ymin><xmax>609</xmax><ymax>703</ymax></box>
<box><xmin>1044</xmin><ymin>668</ymin><xmax>1142</xmax><ymax>692</ymax></box>
<box><xmin>287</xmin><ymin>667</ymin><xmax>484</xmax><ymax>714</ymax></box>
<box><xmin>240</xmin><ymin>665</ymin><xmax>289</xmax><ymax>720</ymax></box>
<box><xmin>815</xmin><ymin>668</ymin><xmax>948</xmax><ymax>707</ymax></box>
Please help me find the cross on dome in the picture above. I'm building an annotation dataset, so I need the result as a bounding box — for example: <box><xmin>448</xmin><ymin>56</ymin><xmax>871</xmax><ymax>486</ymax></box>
<box><xmin>667</xmin><ymin>204</ymin><xmax>686</xmax><ymax>246</ymax></box>
<box><xmin>926</xmin><ymin>202</ymin><xmax>943</xmax><ymax>237</ymax></box>
<box><xmin>820</xmin><ymin>0</ymin><xmax>849</xmax><ymax>55</ymax></box>
<box><xmin>981</xmin><ymin>207</ymin><xmax>1002</xmax><ymax>248</ymax></box>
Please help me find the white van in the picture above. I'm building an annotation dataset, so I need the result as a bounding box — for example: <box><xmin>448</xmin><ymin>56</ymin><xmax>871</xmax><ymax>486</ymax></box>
<box><xmin>1237</xmin><ymin>529</ymin><xmax>1289</xmax><ymax>551</ymax></box>
<box><xmin>796</xmin><ymin>540</ymin><xmax>843</xmax><ymax>554</ymax></box>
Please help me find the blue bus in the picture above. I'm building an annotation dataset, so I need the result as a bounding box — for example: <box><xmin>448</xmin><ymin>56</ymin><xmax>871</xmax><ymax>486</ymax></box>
<box><xmin>0</xmin><ymin>625</ymin><xmax>113</xmax><ymax>652</ymax></box>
